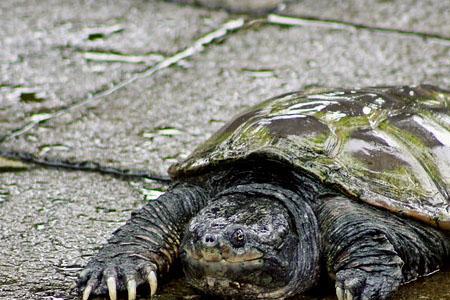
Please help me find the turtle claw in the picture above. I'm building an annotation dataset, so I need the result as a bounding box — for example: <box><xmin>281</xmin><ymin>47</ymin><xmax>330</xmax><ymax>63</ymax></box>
<box><xmin>336</xmin><ymin>286</ymin><xmax>344</xmax><ymax>300</ymax></box>
<box><xmin>345</xmin><ymin>289</ymin><xmax>354</xmax><ymax>300</ymax></box>
<box><xmin>335</xmin><ymin>283</ymin><xmax>355</xmax><ymax>300</ymax></box>
<box><xmin>127</xmin><ymin>279</ymin><xmax>137</xmax><ymax>300</ymax></box>
<box><xmin>148</xmin><ymin>270</ymin><xmax>158</xmax><ymax>297</ymax></box>
<box><xmin>106</xmin><ymin>277</ymin><xmax>117</xmax><ymax>300</ymax></box>
<box><xmin>82</xmin><ymin>284</ymin><xmax>92</xmax><ymax>300</ymax></box>
<box><xmin>78</xmin><ymin>261</ymin><xmax>159</xmax><ymax>300</ymax></box>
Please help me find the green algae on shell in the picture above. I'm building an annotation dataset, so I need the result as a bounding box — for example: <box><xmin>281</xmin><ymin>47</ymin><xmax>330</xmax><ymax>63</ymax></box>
<box><xmin>169</xmin><ymin>85</ymin><xmax>450</xmax><ymax>230</ymax></box>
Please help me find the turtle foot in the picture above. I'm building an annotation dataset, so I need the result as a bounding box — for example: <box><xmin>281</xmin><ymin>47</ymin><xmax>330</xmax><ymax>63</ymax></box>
<box><xmin>335</xmin><ymin>267</ymin><xmax>402</xmax><ymax>300</ymax></box>
<box><xmin>78</xmin><ymin>255</ymin><xmax>158</xmax><ymax>300</ymax></box>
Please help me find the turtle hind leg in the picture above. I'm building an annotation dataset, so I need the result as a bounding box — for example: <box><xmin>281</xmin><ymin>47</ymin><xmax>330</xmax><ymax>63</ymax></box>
<box><xmin>77</xmin><ymin>183</ymin><xmax>208</xmax><ymax>300</ymax></box>
<box><xmin>318</xmin><ymin>195</ymin><xmax>450</xmax><ymax>300</ymax></box>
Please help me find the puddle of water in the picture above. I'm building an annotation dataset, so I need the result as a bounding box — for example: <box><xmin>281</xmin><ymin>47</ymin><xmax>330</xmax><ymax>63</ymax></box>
<box><xmin>81</xmin><ymin>51</ymin><xmax>165</xmax><ymax>65</ymax></box>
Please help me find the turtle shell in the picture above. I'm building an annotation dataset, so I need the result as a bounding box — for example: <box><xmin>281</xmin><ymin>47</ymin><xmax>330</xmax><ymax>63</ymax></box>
<box><xmin>169</xmin><ymin>85</ymin><xmax>450</xmax><ymax>230</ymax></box>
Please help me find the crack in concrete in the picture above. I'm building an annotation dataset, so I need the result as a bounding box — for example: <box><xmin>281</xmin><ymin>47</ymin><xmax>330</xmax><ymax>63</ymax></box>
<box><xmin>267</xmin><ymin>14</ymin><xmax>450</xmax><ymax>44</ymax></box>
<box><xmin>0</xmin><ymin>149</ymin><xmax>172</xmax><ymax>183</ymax></box>
<box><xmin>1</xmin><ymin>18</ymin><xmax>245</xmax><ymax>144</ymax></box>
<box><xmin>0</xmin><ymin>18</ymin><xmax>244</xmax><ymax>181</ymax></box>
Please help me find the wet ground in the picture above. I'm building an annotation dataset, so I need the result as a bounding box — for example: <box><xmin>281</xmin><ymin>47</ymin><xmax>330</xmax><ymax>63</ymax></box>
<box><xmin>0</xmin><ymin>0</ymin><xmax>449</xmax><ymax>299</ymax></box>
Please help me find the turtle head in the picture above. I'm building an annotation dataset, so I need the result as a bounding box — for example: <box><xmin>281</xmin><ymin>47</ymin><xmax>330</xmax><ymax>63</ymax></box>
<box><xmin>180</xmin><ymin>184</ymin><xmax>320</xmax><ymax>298</ymax></box>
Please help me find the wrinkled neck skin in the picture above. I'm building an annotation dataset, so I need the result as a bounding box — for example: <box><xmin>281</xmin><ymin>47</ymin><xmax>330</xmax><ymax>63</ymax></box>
<box><xmin>180</xmin><ymin>177</ymin><xmax>321</xmax><ymax>299</ymax></box>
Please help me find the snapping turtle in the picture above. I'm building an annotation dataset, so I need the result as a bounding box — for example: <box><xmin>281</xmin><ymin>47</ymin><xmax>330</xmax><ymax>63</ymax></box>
<box><xmin>78</xmin><ymin>85</ymin><xmax>450</xmax><ymax>300</ymax></box>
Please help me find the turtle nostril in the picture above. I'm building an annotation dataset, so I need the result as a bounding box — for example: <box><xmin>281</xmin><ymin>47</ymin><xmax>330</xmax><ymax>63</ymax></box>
<box><xmin>203</xmin><ymin>233</ymin><xmax>218</xmax><ymax>247</ymax></box>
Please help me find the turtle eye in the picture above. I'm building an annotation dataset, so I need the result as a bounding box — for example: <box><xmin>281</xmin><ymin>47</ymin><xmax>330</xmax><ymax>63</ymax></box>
<box><xmin>231</xmin><ymin>228</ymin><xmax>246</xmax><ymax>247</ymax></box>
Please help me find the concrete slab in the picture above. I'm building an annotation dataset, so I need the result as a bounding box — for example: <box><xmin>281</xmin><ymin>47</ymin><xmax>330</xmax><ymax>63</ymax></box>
<box><xmin>0</xmin><ymin>0</ymin><xmax>228</xmax><ymax>134</ymax></box>
<box><xmin>282</xmin><ymin>0</ymin><xmax>450</xmax><ymax>38</ymax></box>
<box><xmin>0</xmin><ymin>168</ymin><xmax>145</xmax><ymax>299</ymax></box>
<box><xmin>2</xmin><ymin>23</ymin><xmax>448</xmax><ymax>176</ymax></box>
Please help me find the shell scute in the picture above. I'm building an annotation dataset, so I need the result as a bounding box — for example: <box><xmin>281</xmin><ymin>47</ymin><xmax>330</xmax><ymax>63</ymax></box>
<box><xmin>170</xmin><ymin>85</ymin><xmax>450</xmax><ymax>229</ymax></box>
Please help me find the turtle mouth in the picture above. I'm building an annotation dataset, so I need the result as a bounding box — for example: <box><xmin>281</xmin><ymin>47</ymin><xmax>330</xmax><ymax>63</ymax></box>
<box><xmin>181</xmin><ymin>246</ymin><xmax>288</xmax><ymax>298</ymax></box>
<box><xmin>181</xmin><ymin>248</ymin><xmax>265</xmax><ymax>270</ymax></box>
<box><xmin>183</xmin><ymin>246</ymin><xmax>265</xmax><ymax>263</ymax></box>
<box><xmin>180</xmin><ymin>246</ymin><xmax>266</xmax><ymax>284</ymax></box>
<box><xmin>181</xmin><ymin>248</ymin><xmax>265</xmax><ymax>278</ymax></box>
<box><xmin>181</xmin><ymin>250</ymin><xmax>268</xmax><ymax>297</ymax></box>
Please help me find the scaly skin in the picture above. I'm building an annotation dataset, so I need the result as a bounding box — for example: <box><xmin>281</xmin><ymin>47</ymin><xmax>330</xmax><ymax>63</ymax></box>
<box><xmin>77</xmin><ymin>183</ymin><xmax>208</xmax><ymax>300</ymax></box>
<box><xmin>318</xmin><ymin>195</ymin><xmax>450</xmax><ymax>300</ymax></box>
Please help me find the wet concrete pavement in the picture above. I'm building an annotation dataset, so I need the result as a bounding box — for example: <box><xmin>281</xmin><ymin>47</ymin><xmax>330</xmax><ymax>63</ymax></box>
<box><xmin>1</xmin><ymin>1</ymin><xmax>449</xmax><ymax>299</ymax></box>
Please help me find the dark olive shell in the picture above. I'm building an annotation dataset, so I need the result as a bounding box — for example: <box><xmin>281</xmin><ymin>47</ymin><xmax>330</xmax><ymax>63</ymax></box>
<box><xmin>170</xmin><ymin>85</ymin><xmax>450</xmax><ymax>230</ymax></box>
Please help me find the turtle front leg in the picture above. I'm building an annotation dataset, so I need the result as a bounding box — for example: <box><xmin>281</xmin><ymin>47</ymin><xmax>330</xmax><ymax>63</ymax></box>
<box><xmin>318</xmin><ymin>195</ymin><xmax>450</xmax><ymax>300</ymax></box>
<box><xmin>78</xmin><ymin>183</ymin><xmax>208</xmax><ymax>300</ymax></box>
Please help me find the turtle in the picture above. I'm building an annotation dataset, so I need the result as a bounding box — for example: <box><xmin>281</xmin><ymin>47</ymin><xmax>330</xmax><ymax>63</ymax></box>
<box><xmin>78</xmin><ymin>84</ymin><xmax>450</xmax><ymax>300</ymax></box>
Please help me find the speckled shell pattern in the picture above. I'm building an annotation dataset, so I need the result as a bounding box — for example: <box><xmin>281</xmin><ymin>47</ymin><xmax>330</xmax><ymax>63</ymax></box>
<box><xmin>170</xmin><ymin>85</ymin><xmax>450</xmax><ymax>230</ymax></box>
